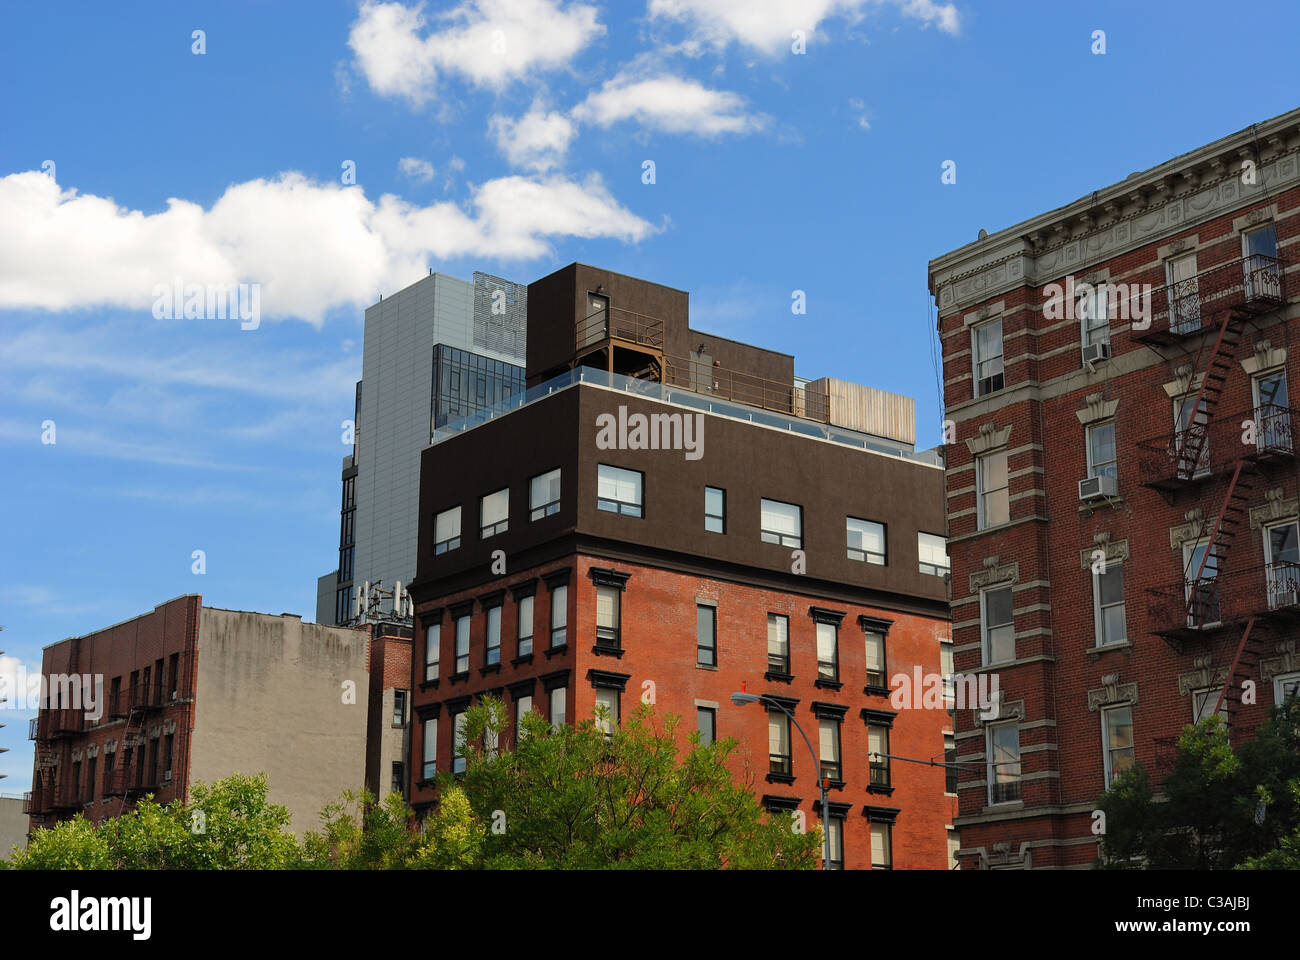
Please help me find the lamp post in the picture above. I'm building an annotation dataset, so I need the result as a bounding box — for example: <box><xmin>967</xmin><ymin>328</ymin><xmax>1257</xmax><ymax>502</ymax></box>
<box><xmin>731</xmin><ymin>691</ymin><xmax>832</xmax><ymax>870</ymax></box>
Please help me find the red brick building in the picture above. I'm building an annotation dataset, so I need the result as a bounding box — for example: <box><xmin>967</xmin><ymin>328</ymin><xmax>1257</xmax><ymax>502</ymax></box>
<box><xmin>408</xmin><ymin>263</ymin><xmax>957</xmax><ymax>869</ymax></box>
<box><xmin>928</xmin><ymin>107</ymin><xmax>1300</xmax><ymax>868</ymax></box>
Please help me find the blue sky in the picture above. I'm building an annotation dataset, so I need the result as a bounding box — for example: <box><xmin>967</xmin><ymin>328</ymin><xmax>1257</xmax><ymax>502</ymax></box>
<box><xmin>1</xmin><ymin>0</ymin><xmax>1298</xmax><ymax>788</ymax></box>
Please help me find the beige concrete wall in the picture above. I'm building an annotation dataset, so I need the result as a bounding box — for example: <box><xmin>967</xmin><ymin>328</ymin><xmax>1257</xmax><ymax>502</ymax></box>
<box><xmin>190</xmin><ymin>609</ymin><xmax>370</xmax><ymax>836</ymax></box>
<box><xmin>0</xmin><ymin>796</ymin><xmax>28</xmax><ymax>858</ymax></box>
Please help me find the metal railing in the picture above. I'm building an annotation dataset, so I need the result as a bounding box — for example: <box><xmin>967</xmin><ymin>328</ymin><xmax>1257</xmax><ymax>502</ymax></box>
<box><xmin>575</xmin><ymin>305</ymin><xmax>664</xmax><ymax>353</ymax></box>
<box><xmin>662</xmin><ymin>356</ymin><xmax>831</xmax><ymax>422</ymax></box>
<box><xmin>1132</xmin><ymin>254</ymin><xmax>1286</xmax><ymax>342</ymax></box>
<box><xmin>1137</xmin><ymin>404</ymin><xmax>1295</xmax><ymax>488</ymax></box>
<box><xmin>1146</xmin><ymin>561</ymin><xmax>1300</xmax><ymax>638</ymax></box>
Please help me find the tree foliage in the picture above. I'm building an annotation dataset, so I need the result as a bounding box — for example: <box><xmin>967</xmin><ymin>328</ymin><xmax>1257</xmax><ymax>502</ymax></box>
<box><xmin>1097</xmin><ymin>698</ymin><xmax>1300</xmax><ymax>869</ymax></box>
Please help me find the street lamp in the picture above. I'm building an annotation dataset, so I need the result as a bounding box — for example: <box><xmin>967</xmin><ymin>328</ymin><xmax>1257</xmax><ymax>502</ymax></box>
<box><xmin>731</xmin><ymin>691</ymin><xmax>833</xmax><ymax>870</ymax></box>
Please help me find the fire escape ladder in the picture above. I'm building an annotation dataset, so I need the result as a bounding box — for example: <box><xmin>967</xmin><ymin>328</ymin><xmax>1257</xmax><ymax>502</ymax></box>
<box><xmin>1172</xmin><ymin>313</ymin><xmax>1243</xmax><ymax>473</ymax></box>
<box><xmin>1213</xmin><ymin>617</ymin><xmax>1268</xmax><ymax>725</ymax></box>
<box><xmin>112</xmin><ymin>710</ymin><xmax>145</xmax><ymax>817</ymax></box>
<box><xmin>1188</xmin><ymin>459</ymin><xmax>1257</xmax><ymax>588</ymax></box>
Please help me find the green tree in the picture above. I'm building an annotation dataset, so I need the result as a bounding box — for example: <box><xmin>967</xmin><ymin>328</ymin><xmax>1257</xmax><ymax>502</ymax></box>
<box><xmin>300</xmin><ymin>789</ymin><xmax>417</xmax><ymax>869</ymax></box>
<box><xmin>422</xmin><ymin>697</ymin><xmax>819</xmax><ymax>869</ymax></box>
<box><xmin>1097</xmin><ymin>698</ymin><xmax>1300</xmax><ymax>869</ymax></box>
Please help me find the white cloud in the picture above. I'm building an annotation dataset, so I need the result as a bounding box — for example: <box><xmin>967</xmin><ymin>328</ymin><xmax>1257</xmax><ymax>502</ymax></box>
<box><xmin>348</xmin><ymin>0</ymin><xmax>604</xmax><ymax>104</ymax></box>
<box><xmin>0</xmin><ymin>169</ymin><xmax>657</xmax><ymax>324</ymax></box>
<box><xmin>573</xmin><ymin>73</ymin><xmax>766</xmax><ymax>136</ymax></box>
<box><xmin>399</xmin><ymin>156</ymin><xmax>436</xmax><ymax>181</ymax></box>
<box><xmin>647</xmin><ymin>0</ymin><xmax>960</xmax><ymax>54</ymax></box>
<box><xmin>488</xmin><ymin>103</ymin><xmax>576</xmax><ymax>171</ymax></box>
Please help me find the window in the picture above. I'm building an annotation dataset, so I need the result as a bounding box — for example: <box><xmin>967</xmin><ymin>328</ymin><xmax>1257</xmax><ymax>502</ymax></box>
<box><xmin>976</xmin><ymin>451</ymin><xmax>1009</xmax><ymax>529</ymax></box>
<box><xmin>597</xmin><ymin>464</ymin><xmax>643</xmax><ymax>517</ymax></box>
<box><xmin>944</xmin><ymin>734</ymin><xmax>957</xmax><ymax>794</ymax></box>
<box><xmin>1093</xmin><ymin>563</ymin><xmax>1126</xmax><ymax>646</ymax></box>
<box><xmin>981</xmin><ymin>586</ymin><xmax>1015</xmax><ymax>664</ymax></box>
<box><xmin>697</xmin><ymin>707</ymin><xmax>716</xmax><ymax>746</ymax></box>
<box><xmin>452</xmin><ymin>712</ymin><xmax>467</xmax><ymax>775</ymax></box>
<box><xmin>870</xmin><ymin>822</ymin><xmax>892</xmax><ymax>869</ymax></box>
<box><xmin>1253</xmin><ymin>369</ymin><xmax>1291</xmax><ymax>455</ymax></box>
<box><xmin>434</xmin><ymin>506</ymin><xmax>461</xmax><ymax>554</ymax></box>
<box><xmin>823</xmin><ymin>817</ymin><xmax>844</xmax><ymax>870</ymax></box>
<box><xmin>596</xmin><ymin>585</ymin><xmax>621</xmax><ymax>647</ymax></box>
<box><xmin>168</xmin><ymin>654</ymin><xmax>179</xmax><ymax>699</ymax></box>
<box><xmin>760</xmin><ymin>499</ymin><xmax>802</xmax><ymax>547</ymax></box>
<box><xmin>1183</xmin><ymin>539</ymin><xmax>1220</xmax><ymax>628</ymax></box>
<box><xmin>1087</xmin><ymin>421</ymin><xmax>1117</xmax><ymax>480</ymax></box>
<box><xmin>480</xmin><ymin>488</ymin><xmax>509</xmax><ymax>538</ymax></box>
<box><xmin>1079</xmin><ymin>283</ymin><xmax>1109</xmax><ymax>348</ymax></box>
<box><xmin>550</xmin><ymin>584</ymin><xmax>567</xmax><ymax>647</ymax></box>
<box><xmin>391</xmin><ymin>762</ymin><xmax>404</xmax><ymax>797</ymax></box>
<box><xmin>485</xmin><ymin>605</ymin><xmax>502</xmax><ymax>666</ymax></box>
<box><xmin>767</xmin><ymin>614</ymin><xmax>789</xmax><ymax>675</ymax></box>
<box><xmin>972</xmin><ymin>318</ymin><xmax>1004</xmax><ymax>397</ymax></box>
<box><xmin>1166</xmin><ymin>252</ymin><xmax>1201</xmax><ymax>333</ymax></box>
<box><xmin>940</xmin><ymin>638</ymin><xmax>955</xmax><ymax>703</ymax></box>
<box><xmin>987</xmin><ymin>722</ymin><xmax>1021</xmax><ymax>804</ymax></box>
<box><xmin>868</xmin><ymin>725</ymin><xmax>889</xmax><ymax>787</ymax></box>
<box><xmin>454</xmin><ymin>614</ymin><xmax>470</xmax><ymax>674</ymax></box>
<box><xmin>864</xmin><ymin>631</ymin><xmax>887</xmax><ymax>690</ymax></box>
<box><xmin>768</xmin><ymin>712</ymin><xmax>791</xmax><ymax>775</ymax></box>
<box><xmin>425</xmin><ymin>621</ymin><xmax>440</xmax><ymax>681</ymax></box>
<box><xmin>529</xmin><ymin>468</ymin><xmax>561</xmax><ymax>520</ymax></box>
<box><xmin>515</xmin><ymin>695</ymin><xmax>533</xmax><ymax>740</ymax></box>
<box><xmin>594</xmin><ymin>687</ymin><xmax>619</xmax><ymax>737</ymax></box>
<box><xmin>846</xmin><ymin>517</ymin><xmax>886</xmax><ymax>564</ymax></box>
<box><xmin>816</xmin><ymin>621</ymin><xmax>838</xmax><ymax>682</ymax></box>
<box><xmin>918</xmin><ymin>532</ymin><xmax>948</xmax><ymax>577</ymax></box>
<box><xmin>697</xmin><ymin>605</ymin><xmax>716</xmax><ymax>666</ymax></box>
<box><xmin>1192</xmin><ymin>688</ymin><xmax>1226</xmax><ymax>724</ymax></box>
<box><xmin>1102</xmin><ymin>705</ymin><xmax>1134</xmax><ymax>787</ymax></box>
<box><xmin>422</xmin><ymin>718</ymin><xmax>437</xmax><ymax>779</ymax></box>
<box><xmin>1243</xmin><ymin>223</ymin><xmax>1279</xmax><ymax>300</ymax></box>
<box><xmin>393</xmin><ymin>690</ymin><xmax>407</xmax><ymax>727</ymax></box>
<box><xmin>549</xmin><ymin>686</ymin><xmax>566</xmax><ymax>728</ymax></box>
<box><xmin>517</xmin><ymin>595</ymin><xmax>534</xmax><ymax>657</ymax></box>
<box><xmin>704</xmin><ymin>486</ymin><xmax>726</xmax><ymax>533</ymax></box>
<box><xmin>819</xmin><ymin>719</ymin><xmax>842</xmax><ymax>781</ymax></box>
<box><xmin>1174</xmin><ymin>394</ymin><xmax>1210</xmax><ymax>478</ymax></box>
<box><xmin>1273</xmin><ymin>672</ymin><xmax>1300</xmax><ymax>705</ymax></box>
<box><xmin>163</xmin><ymin>735</ymin><xmax>173</xmax><ymax>780</ymax></box>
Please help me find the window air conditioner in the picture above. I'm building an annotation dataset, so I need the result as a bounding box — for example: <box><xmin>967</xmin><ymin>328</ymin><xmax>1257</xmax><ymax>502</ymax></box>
<box><xmin>1079</xmin><ymin>475</ymin><xmax>1118</xmax><ymax>501</ymax></box>
<box><xmin>1082</xmin><ymin>341</ymin><xmax>1111</xmax><ymax>366</ymax></box>
<box><xmin>163</xmin><ymin>770</ymin><xmax>173</xmax><ymax>782</ymax></box>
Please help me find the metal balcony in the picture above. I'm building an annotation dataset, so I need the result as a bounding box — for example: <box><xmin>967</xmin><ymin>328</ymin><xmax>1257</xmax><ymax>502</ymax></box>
<box><xmin>1131</xmin><ymin>255</ymin><xmax>1286</xmax><ymax>345</ymax></box>
<box><xmin>1146</xmin><ymin>562</ymin><xmax>1300</xmax><ymax>649</ymax></box>
<box><xmin>1137</xmin><ymin>405</ymin><xmax>1295</xmax><ymax>493</ymax></box>
<box><xmin>46</xmin><ymin>708</ymin><xmax>85</xmax><ymax>739</ymax></box>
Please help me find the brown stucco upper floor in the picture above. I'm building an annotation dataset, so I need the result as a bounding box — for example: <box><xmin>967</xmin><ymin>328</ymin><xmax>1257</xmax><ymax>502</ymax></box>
<box><xmin>414</xmin><ymin>381</ymin><xmax>948</xmax><ymax>608</ymax></box>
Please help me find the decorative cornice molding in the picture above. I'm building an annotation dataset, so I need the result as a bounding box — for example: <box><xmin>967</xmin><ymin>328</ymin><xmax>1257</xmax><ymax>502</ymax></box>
<box><xmin>1087</xmin><ymin>673</ymin><xmax>1139</xmax><ymax>711</ymax></box>
<box><xmin>1080</xmin><ymin>533</ymin><xmax>1130</xmax><ymax>570</ymax></box>
<box><xmin>1177</xmin><ymin>656</ymin><xmax>1228</xmax><ymax>697</ymax></box>
<box><xmin>970</xmin><ymin>555</ymin><xmax>1019</xmax><ymax>593</ymax></box>
<box><xmin>974</xmin><ymin>696</ymin><xmax>1024</xmax><ymax>727</ymax></box>
<box><xmin>1075</xmin><ymin>392</ymin><xmax>1119</xmax><ymax>425</ymax></box>
<box><xmin>1260</xmin><ymin>640</ymin><xmax>1298</xmax><ymax>682</ymax></box>
<box><xmin>1163</xmin><ymin>364</ymin><xmax>1204</xmax><ymax>398</ymax></box>
<box><xmin>1249</xmin><ymin>487</ymin><xmax>1298</xmax><ymax>530</ymax></box>
<box><xmin>1170</xmin><ymin>508</ymin><xmax>1214</xmax><ymax>550</ymax></box>
<box><xmin>1240</xmin><ymin>339</ymin><xmax>1288</xmax><ymax>376</ymax></box>
<box><xmin>965</xmin><ymin>422</ymin><xmax>1013</xmax><ymax>456</ymax></box>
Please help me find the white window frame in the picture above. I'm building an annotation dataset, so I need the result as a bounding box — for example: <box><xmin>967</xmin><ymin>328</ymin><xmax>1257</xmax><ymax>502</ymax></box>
<box><xmin>971</xmin><ymin>318</ymin><xmax>1004</xmax><ymax>398</ymax></box>
<box><xmin>1182</xmin><ymin>538</ymin><xmax>1220</xmax><ymax>629</ymax></box>
<box><xmin>1078</xmin><ymin>283</ymin><xmax>1110</xmax><ymax>348</ymax></box>
<box><xmin>1166</xmin><ymin>252</ymin><xmax>1201</xmax><ymax>333</ymax></box>
<box><xmin>1191</xmin><ymin>687</ymin><xmax>1226</xmax><ymax>725</ymax></box>
<box><xmin>1263</xmin><ymin>519</ymin><xmax>1300</xmax><ymax>611</ymax></box>
<box><xmin>594</xmin><ymin>687</ymin><xmax>619</xmax><ymax>737</ymax></box>
<box><xmin>976</xmin><ymin>450</ymin><xmax>1009</xmax><ymax>530</ymax></box>
<box><xmin>1092</xmin><ymin>561</ymin><xmax>1126</xmax><ymax>647</ymax></box>
<box><xmin>549</xmin><ymin>686</ymin><xmax>566</xmax><ymax>729</ymax></box>
<box><xmin>596</xmin><ymin>464</ymin><xmax>644</xmax><ymax>517</ymax></box>
<box><xmin>434</xmin><ymin>506</ymin><xmax>462</xmax><ymax>554</ymax></box>
<box><xmin>1086</xmin><ymin>420</ymin><xmax>1117</xmax><ymax>480</ymax></box>
<box><xmin>451</xmin><ymin>711</ymin><xmax>467</xmax><ymax>775</ymax></box>
<box><xmin>549</xmin><ymin>584</ymin><xmax>568</xmax><ymax>647</ymax></box>
<box><xmin>515</xmin><ymin>695</ymin><xmax>533</xmax><ymax>741</ymax></box>
<box><xmin>760</xmin><ymin>498</ymin><xmax>803</xmax><ymax>548</ymax></box>
<box><xmin>869</xmin><ymin>821</ymin><xmax>891</xmax><ymax>870</ymax></box>
<box><xmin>421</xmin><ymin>717</ymin><xmax>437</xmax><ymax>780</ymax></box>
<box><xmin>480</xmin><ymin>487</ymin><xmax>509</xmax><ymax>538</ymax></box>
<box><xmin>846</xmin><ymin>517</ymin><xmax>886</xmax><ymax>565</ymax></box>
<box><xmin>529</xmin><ymin>468</ymin><xmax>561</xmax><ymax>521</ymax></box>
<box><xmin>424</xmin><ymin>621</ymin><xmax>440</xmax><ymax>681</ymax></box>
<box><xmin>986</xmin><ymin>721</ymin><xmax>1021</xmax><ymax>806</ymax></box>
<box><xmin>485</xmin><ymin>604</ymin><xmax>502</xmax><ymax>665</ymax></box>
<box><xmin>454</xmin><ymin>613</ymin><xmax>471</xmax><ymax>674</ymax></box>
<box><xmin>1273</xmin><ymin>671</ymin><xmax>1300</xmax><ymax>705</ymax></box>
<box><xmin>1173</xmin><ymin>394</ymin><xmax>1210</xmax><ymax>478</ymax></box>
<box><xmin>1101</xmin><ymin>703</ymin><xmax>1134</xmax><ymax>788</ymax></box>
<box><xmin>918</xmin><ymin>531</ymin><xmax>948</xmax><ymax>577</ymax></box>
<box><xmin>980</xmin><ymin>585</ymin><xmax>1015</xmax><ymax>665</ymax></box>
<box><xmin>517</xmin><ymin>594</ymin><xmax>534</xmax><ymax>657</ymax></box>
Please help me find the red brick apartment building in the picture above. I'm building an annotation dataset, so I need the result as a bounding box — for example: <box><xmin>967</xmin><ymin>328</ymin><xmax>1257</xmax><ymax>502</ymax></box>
<box><xmin>408</xmin><ymin>263</ymin><xmax>958</xmax><ymax>869</ymax></box>
<box><xmin>928</xmin><ymin>107</ymin><xmax>1300</xmax><ymax>869</ymax></box>
<box><xmin>27</xmin><ymin>596</ymin><xmax>372</xmax><ymax>836</ymax></box>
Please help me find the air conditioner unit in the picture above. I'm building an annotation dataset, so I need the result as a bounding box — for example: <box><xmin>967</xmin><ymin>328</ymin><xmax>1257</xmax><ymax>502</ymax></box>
<box><xmin>163</xmin><ymin>770</ymin><xmax>173</xmax><ymax>782</ymax></box>
<box><xmin>1079</xmin><ymin>475</ymin><xmax>1118</xmax><ymax>501</ymax></box>
<box><xmin>1082</xmin><ymin>341</ymin><xmax>1111</xmax><ymax>366</ymax></box>
<box><xmin>171</xmin><ymin>691</ymin><xmax>178</xmax><ymax>701</ymax></box>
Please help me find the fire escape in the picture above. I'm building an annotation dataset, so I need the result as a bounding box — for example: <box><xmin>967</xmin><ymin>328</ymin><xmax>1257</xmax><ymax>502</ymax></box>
<box><xmin>1136</xmin><ymin>252</ymin><xmax>1289</xmax><ymax>731</ymax></box>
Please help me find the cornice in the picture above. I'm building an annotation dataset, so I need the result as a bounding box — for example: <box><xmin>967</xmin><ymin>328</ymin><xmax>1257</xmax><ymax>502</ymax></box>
<box><xmin>929</xmin><ymin>109</ymin><xmax>1300</xmax><ymax>316</ymax></box>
